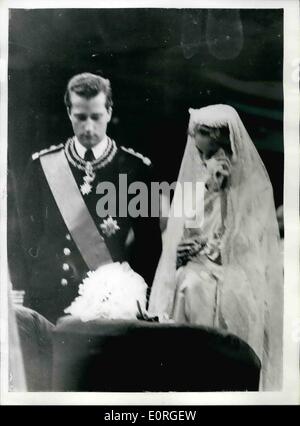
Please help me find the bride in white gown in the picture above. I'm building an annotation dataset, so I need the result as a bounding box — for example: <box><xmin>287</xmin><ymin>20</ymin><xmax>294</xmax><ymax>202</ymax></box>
<box><xmin>149</xmin><ymin>104</ymin><xmax>283</xmax><ymax>390</ymax></box>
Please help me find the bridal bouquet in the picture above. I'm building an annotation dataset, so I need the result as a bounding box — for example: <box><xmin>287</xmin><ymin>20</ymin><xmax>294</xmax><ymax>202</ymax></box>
<box><xmin>64</xmin><ymin>262</ymin><xmax>147</xmax><ymax>322</ymax></box>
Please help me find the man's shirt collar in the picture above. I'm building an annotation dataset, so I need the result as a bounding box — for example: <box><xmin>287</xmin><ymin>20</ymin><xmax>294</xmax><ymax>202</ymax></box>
<box><xmin>74</xmin><ymin>136</ymin><xmax>109</xmax><ymax>160</ymax></box>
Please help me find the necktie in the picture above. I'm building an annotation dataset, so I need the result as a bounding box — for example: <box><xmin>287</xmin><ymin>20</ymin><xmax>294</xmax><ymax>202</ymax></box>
<box><xmin>84</xmin><ymin>149</ymin><xmax>95</xmax><ymax>162</ymax></box>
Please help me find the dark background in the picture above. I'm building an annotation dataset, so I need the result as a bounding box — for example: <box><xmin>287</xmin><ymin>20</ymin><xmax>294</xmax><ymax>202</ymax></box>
<box><xmin>8</xmin><ymin>8</ymin><xmax>283</xmax><ymax>287</ymax></box>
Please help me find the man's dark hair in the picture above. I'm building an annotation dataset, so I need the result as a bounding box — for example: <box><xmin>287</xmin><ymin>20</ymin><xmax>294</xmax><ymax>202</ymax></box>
<box><xmin>64</xmin><ymin>72</ymin><xmax>113</xmax><ymax>111</ymax></box>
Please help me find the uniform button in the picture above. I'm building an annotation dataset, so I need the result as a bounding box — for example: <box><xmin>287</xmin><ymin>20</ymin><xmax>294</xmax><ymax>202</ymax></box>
<box><xmin>66</xmin><ymin>234</ymin><xmax>71</xmax><ymax>241</ymax></box>
<box><xmin>62</xmin><ymin>263</ymin><xmax>70</xmax><ymax>271</ymax></box>
<box><xmin>63</xmin><ymin>247</ymin><xmax>71</xmax><ymax>256</ymax></box>
<box><xmin>61</xmin><ymin>278</ymin><xmax>68</xmax><ymax>286</ymax></box>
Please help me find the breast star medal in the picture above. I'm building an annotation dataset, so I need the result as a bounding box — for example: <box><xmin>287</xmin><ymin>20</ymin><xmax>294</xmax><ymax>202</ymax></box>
<box><xmin>100</xmin><ymin>216</ymin><xmax>120</xmax><ymax>237</ymax></box>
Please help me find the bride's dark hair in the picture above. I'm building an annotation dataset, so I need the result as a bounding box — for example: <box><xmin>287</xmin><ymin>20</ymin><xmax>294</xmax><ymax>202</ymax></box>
<box><xmin>188</xmin><ymin>123</ymin><xmax>232</xmax><ymax>156</ymax></box>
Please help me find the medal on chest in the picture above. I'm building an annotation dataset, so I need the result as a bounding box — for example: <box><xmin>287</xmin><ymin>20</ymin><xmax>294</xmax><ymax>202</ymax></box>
<box><xmin>64</xmin><ymin>137</ymin><xmax>118</xmax><ymax>197</ymax></box>
<box><xmin>80</xmin><ymin>162</ymin><xmax>96</xmax><ymax>195</ymax></box>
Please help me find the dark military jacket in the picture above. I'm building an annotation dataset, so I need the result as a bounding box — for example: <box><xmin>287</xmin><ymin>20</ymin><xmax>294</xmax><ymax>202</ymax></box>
<box><xmin>20</xmin><ymin>137</ymin><xmax>162</xmax><ymax>323</ymax></box>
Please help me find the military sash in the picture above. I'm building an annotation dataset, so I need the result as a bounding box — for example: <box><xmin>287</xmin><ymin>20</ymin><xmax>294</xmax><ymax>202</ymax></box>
<box><xmin>40</xmin><ymin>148</ymin><xmax>113</xmax><ymax>270</ymax></box>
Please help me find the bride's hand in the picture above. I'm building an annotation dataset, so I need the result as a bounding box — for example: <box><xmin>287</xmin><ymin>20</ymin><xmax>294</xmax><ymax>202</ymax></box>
<box><xmin>205</xmin><ymin>151</ymin><xmax>232</xmax><ymax>192</ymax></box>
<box><xmin>176</xmin><ymin>238</ymin><xmax>205</xmax><ymax>268</ymax></box>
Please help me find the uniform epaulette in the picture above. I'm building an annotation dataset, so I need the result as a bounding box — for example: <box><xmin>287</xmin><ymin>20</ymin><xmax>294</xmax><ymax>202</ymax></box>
<box><xmin>120</xmin><ymin>146</ymin><xmax>152</xmax><ymax>166</ymax></box>
<box><xmin>32</xmin><ymin>143</ymin><xmax>64</xmax><ymax>161</ymax></box>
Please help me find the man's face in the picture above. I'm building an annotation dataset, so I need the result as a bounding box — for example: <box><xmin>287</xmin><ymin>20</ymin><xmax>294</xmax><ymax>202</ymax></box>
<box><xmin>68</xmin><ymin>91</ymin><xmax>112</xmax><ymax>148</ymax></box>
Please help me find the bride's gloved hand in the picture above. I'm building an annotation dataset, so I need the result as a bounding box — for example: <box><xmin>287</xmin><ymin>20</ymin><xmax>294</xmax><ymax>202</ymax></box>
<box><xmin>205</xmin><ymin>148</ymin><xmax>232</xmax><ymax>192</ymax></box>
<box><xmin>176</xmin><ymin>237</ymin><xmax>206</xmax><ymax>268</ymax></box>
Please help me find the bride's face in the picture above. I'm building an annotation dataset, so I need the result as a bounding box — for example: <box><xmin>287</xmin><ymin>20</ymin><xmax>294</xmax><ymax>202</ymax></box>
<box><xmin>194</xmin><ymin>126</ymin><xmax>220</xmax><ymax>160</ymax></box>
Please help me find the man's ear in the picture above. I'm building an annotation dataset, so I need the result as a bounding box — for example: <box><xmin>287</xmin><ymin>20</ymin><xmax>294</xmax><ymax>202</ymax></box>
<box><xmin>107</xmin><ymin>107</ymin><xmax>113</xmax><ymax>121</ymax></box>
<box><xmin>67</xmin><ymin>107</ymin><xmax>72</xmax><ymax>119</ymax></box>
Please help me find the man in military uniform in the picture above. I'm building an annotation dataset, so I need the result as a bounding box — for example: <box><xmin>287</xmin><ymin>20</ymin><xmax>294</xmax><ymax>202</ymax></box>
<box><xmin>20</xmin><ymin>72</ymin><xmax>162</xmax><ymax>323</ymax></box>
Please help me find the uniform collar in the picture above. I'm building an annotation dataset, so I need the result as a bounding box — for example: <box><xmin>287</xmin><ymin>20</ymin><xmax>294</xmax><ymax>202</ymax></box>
<box><xmin>74</xmin><ymin>136</ymin><xmax>109</xmax><ymax>160</ymax></box>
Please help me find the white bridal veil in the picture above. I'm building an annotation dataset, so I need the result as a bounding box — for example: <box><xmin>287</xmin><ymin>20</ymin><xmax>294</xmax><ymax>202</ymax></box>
<box><xmin>149</xmin><ymin>104</ymin><xmax>283</xmax><ymax>390</ymax></box>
